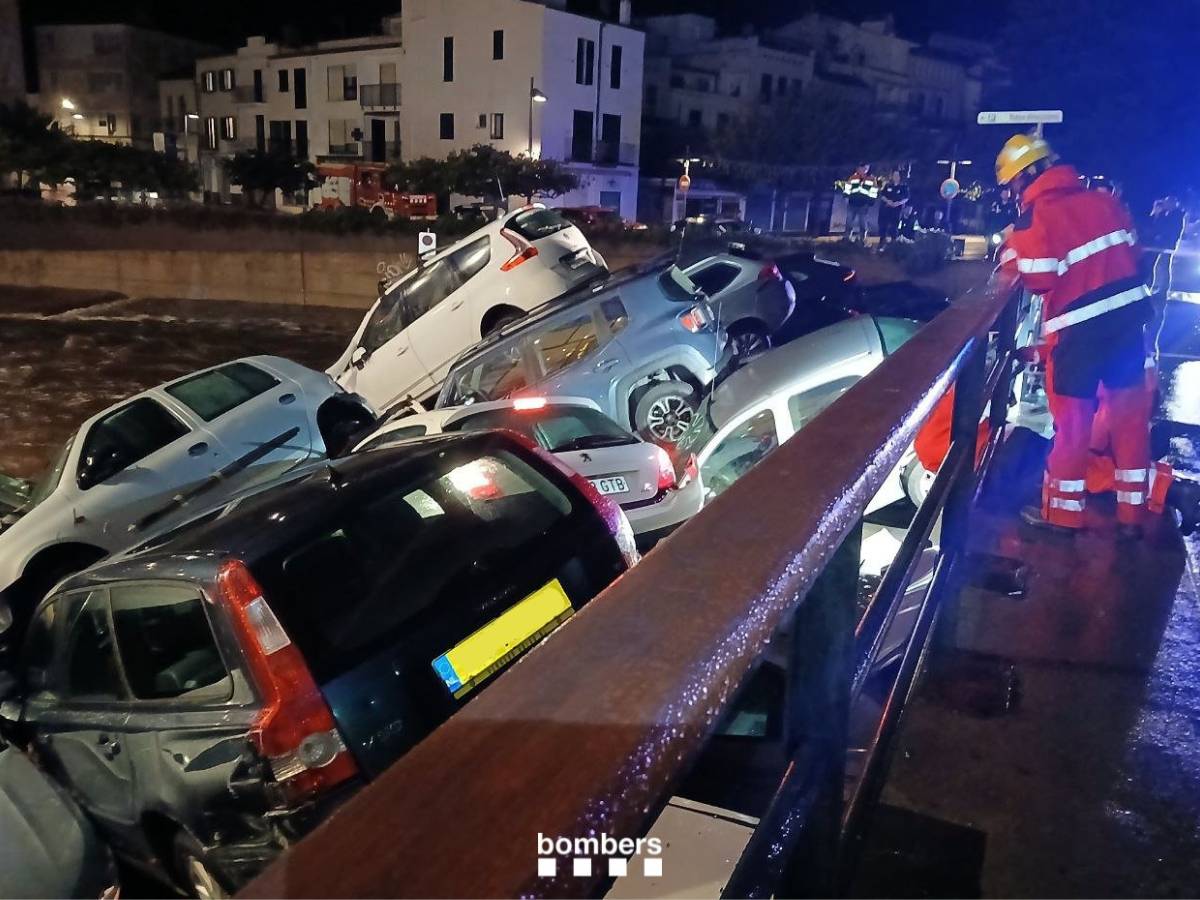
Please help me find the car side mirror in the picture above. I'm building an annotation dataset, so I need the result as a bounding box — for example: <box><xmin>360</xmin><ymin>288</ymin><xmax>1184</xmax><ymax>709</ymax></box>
<box><xmin>351</xmin><ymin>346</ymin><xmax>369</xmax><ymax>369</ymax></box>
<box><xmin>78</xmin><ymin>443</ymin><xmax>126</xmax><ymax>490</ymax></box>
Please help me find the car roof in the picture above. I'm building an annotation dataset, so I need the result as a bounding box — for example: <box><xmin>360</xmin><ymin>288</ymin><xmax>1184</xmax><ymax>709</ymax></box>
<box><xmin>442</xmin><ymin>254</ymin><xmax>679</xmax><ymax>369</ymax></box>
<box><xmin>707</xmin><ymin>317</ymin><xmax>883</xmax><ymax>430</ymax></box>
<box><xmin>360</xmin><ymin>396</ymin><xmax>605</xmax><ymax>448</ymax></box>
<box><xmin>62</xmin><ymin>432</ymin><xmax>518</xmax><ymax>589</ymax></box>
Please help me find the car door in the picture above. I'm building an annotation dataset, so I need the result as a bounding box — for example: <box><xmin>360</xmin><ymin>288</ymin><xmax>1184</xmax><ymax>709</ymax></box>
<box><xmin>70</xmin><ymin>396</ymin><xmax>222</xmax><ymax>541</ymax></box>
<box><xmin>346</xmin><ymin>283</ymin><xmax>431</xmax><ymax>411</ymax></box>
<box><xmin>159</xmin><ymin>361</ymin><xmax>315</xmax><ymax>496</ymax></box>
<box><xmin>697</xmin><ymin>405</ymin><xmax>785</xmax><ymax>502</ymax></box>
<box><xmin>402</xmin><ymin>237</ymin><xmax>491</xmax><ymax>388</ymax></box>
<box><xmin>21</xmin><ymin>589</ymin><xmax>140</xmax><ymax>841</ymax></box>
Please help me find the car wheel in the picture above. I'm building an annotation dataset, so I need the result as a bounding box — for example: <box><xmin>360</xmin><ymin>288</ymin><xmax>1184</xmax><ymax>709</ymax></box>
<box><xmin>635</xmin><ymin>382</ymin><xmax>697</xmax><ymax>444</ymax></box>
<box><xmin>173</xmin><ymin>831</ymin><xmax>230</xmax><ymax>900</ymax></box>
<box><xmin>729</xmin><ymin>324</ymin><xmax>772</xmax><ymax>360</ymax></box>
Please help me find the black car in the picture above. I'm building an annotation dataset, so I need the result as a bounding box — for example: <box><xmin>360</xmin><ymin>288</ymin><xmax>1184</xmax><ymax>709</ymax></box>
<box><xmin>0</xmin><ymin>431</ymin><xmax>637</xmax><ymax>897</ymax></box>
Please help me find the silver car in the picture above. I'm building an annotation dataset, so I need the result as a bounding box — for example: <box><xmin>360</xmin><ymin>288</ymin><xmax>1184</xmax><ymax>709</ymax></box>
<box><xmin>355</xmin><ymin>397</ymin><xmax>704</xmax><ymax>547</ymax></box>
<box><xmin>683</xmin><ymin>251</ymin><xmax>796</xmax><ymax>358</ymax></box>
<box><xmin>436</xmin><ymin>262</ymin><xmax>730</xmax><ymax>443</ymax></box>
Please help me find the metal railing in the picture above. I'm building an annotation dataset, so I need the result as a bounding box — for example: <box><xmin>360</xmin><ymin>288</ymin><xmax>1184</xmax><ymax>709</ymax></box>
<box><xmin>241</xmin><ymin>280</ymin><xmax>1020</xmax><ymax>898</ymax></box>
<box><xmin>359</xmin><ymin>83</ymin><xmax>400</xmax><ymax>108</ymax></box>
<box><xmin>565</xmin><ymin>137</ymin><xmax>639</xmax><ymax>165</ymax></box>
<box><xmin>232</xmin><ymin>85</ymin><xmax>264</xmax><ymax>104</ymax></box>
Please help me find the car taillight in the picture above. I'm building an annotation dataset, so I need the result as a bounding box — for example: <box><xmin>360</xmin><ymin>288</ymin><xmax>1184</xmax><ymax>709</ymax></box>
<box><xmin>500</xmin><ymin>230</ymin><xmax>539</xmax><ymax>271</ymax></box>
<box><xmin>676</xmin><ymin>452</ymin><xmax>700</xmax><ymax>488</ymax></box>
<box><xmin>216</xmin><ymin>560</ymin><xmax>358</xmax><ymax>803</ymax></box>
<box><xmin>677</xmin><ymin>304</ymin><xmax>711</xmax><ymax>333</ymax></box>
<box><xmin>513</xmin><ymin>396</ymin><xmax>548</xmax><ymax>411</ymax></box>
<box><xmin>758</xmin><ymin>262</ymin><xmax>782</xmax><ymax>282</ymax></box>
<box><xmin>654</xmin><ymin>445</ymin><xmax>676</xmax><ymax>491</ymax></box>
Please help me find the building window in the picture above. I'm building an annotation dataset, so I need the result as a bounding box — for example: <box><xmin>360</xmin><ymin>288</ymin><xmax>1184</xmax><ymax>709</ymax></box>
<box><xmin>87</xmin><ymin>72</ymin><xmax>123</xmax><ymax>93</ymax></box>
<box><xmin>687</xmin><ymin>109</ymin><xmax>702</xmax><ymax>127</ymax></box>
<box><xmin>599</xmin><ymin>190</ymin><xmax>621</xmax><ymax>212</ymax></box>
<box><xmin>295</xmin><ymin>120</ymin><xmax>309</xmax><ymax>158</ymax></box>
<box><xmin>610</xmin><ymin>45</ymin><xmax>622</xmax><ymax>89</ymax></box>
<box><xmin>278</xmin><ymin>69</ymin><xmax>289</xmax><ymax>92</ymax></box>
<box><xmin>253</xmin><ymin>69</ymin><xmax>264</xmax><ymax>102</ymax></box>
<box><xmin>327</xmin><ymin>65</ymin><xmax>357</xmax><ymax>101</ymax></box>
<box><xmin>204</xmin><ymin>116</ymin><xmax>217</xmax><ymax>150</ymax></box>
<box><xmin>576</xmin><ymin>38</ymin><xmax>595</xmax><ymax>85</ymax></box>
<box><xmin>777</xmin><ymin>75</ymin><xmax>786</xmax><ymax>96</ymax></box>
<box><xmin>477</xmin><ymin>113</ymin><xmax>487</xmax><ymax>128</ymax></box>
<box><xmin>220</xmin><ymin>68</ymin><xmax>235</xmax><ymax>91</ymax></box>
<box><xmin>202</xmin><ymin>71</ymin><xmax>216</xmax><ymax>93</ymax></box>
<box><xmin>759</xmin><ymin>73</ymin><xmax>772</xmax><ymax>102</ymax></box>
<box><xmin>493</xmin><ymin>29</ymin><xmax>504</xmax><ymax>60</ymax></box>
<box><xmin>294</xmin><ymin>69</ymin><xmax>307</xmax><ymax>109</ymax></box>
<box><xmin>220</xmin><ymin>115</ymin><xmax>236</xmax><ymax>141</ymax></box>
<box><xmin>443</xmin><ymin>36</ymin><xmax>454</xmax><ymax>82</ymax></box>
<box><xmin>439</xmin><ymin>112</ymin><xmax>454</xmax><ymax>140</ymax></box>
<box><xmin>716</xmin><ymin>111</ymin><xmax>730</xmax><ymax>130</ymax></box>
<box><xmin>255</xmin><ymin>115</ymin><xmax>265</xmax><ymax>151</ymax></box>
<box><xmin>329</xmin><ymin>119</ymin><xmax>357</xmax><ymax>154</ymax></box>
<box><xmin>490</xmin><ymin>113</ymin><xmax>504</xmax><ymax>140</ymax></box>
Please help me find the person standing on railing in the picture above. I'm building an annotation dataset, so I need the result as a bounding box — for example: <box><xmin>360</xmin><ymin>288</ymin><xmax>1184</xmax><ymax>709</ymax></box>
<box><xmin>995</xmin><ymin>133</ymin><xmax>1153</xmax><ymax>538</ymax></box>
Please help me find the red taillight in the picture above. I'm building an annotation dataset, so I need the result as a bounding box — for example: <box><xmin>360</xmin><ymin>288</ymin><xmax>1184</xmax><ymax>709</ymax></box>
<box><xmin>513</xmin><ymin>396</ymin><xmax>548</xmax><ymax>411</ymax></box>
<box><xmin>500</xmin><ymin>230</ymin><xmax>539</xmax><ymax>271</ymax></box>
<box><xmin>654</xmin><ymin>445</ymin><xmax>676</xmax><ymax>491</ymax></box>
<box><xmin>758</xmin><ymin>262</ymin><xmax>782</xmax><ymax>282</ymax></box>
<box><xmin>677</xmin><ymin>304</ymin><xmax>711</xmax><ymax>333</ymax></box>
<box><xmin>843</xmin><ymin>269</ymin><xmax>856</xmax><ymax>283</ymax></box>
<box><xmin>216</xmin><ymin>560</ymin><xmax>358</xmax><ymax>802</ymax></box>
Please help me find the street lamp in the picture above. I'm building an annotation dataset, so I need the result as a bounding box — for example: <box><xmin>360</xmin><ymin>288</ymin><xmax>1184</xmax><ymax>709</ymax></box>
<box><xmin>527</xmin><ymin>78</ymin><xmax>547</xmax><ymax>158</ymax></box>
<box><xmin>60</xmin><ymin>97</ymin><xmax>75</xmax><ymax>110</ymax></box>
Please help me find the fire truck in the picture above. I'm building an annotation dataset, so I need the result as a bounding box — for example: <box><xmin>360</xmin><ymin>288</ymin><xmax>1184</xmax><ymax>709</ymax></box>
<box><xmin>315</xmin><ymin>162</ymin><xmax>437</xmax><ymax>219</ymax></box>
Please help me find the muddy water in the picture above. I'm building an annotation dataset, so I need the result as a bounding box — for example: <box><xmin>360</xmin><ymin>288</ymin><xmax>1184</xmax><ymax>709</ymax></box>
<box><xmin>0</xmin><ymin>292</ymin><xmax>363</xmax><ymax>479</ymax></box>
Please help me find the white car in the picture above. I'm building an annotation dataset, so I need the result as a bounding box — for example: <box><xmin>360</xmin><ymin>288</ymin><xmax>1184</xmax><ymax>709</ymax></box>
<box><xmin>673</xmin><ymin>316</ymin><xmax>924</xmax><ymax>513</ymax></box>
<box><xmin>329</xmin><ymin>204</ymin><xmax>608</xmax><ymax>413</ymax></box>
<box><xmin>0</xmin><ymin>356</ymin><xmax>375</xmax><ymax>628</ymax></box>
<box><xmin>354</xmin><ymin>397</ymin><xmax>704</xmax><ymax>546</ymax></box>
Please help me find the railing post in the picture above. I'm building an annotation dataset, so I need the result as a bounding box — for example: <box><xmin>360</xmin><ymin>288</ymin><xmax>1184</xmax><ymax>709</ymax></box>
<box><xmin>780</xmin><ymin>522</ymin><xmax>862</xmax><ymax>897</ymax></box>
<box><xmin>934</xmin><ymin>337</ymin><xmax>988</xmax><ymax>655</ymax></box>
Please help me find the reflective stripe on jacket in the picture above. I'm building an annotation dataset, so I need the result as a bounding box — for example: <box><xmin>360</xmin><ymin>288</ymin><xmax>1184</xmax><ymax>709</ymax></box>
<box><xmin>999</xmin><ymin>164</ymin><xmax>1147</xmax><ymax>344</ymax></box>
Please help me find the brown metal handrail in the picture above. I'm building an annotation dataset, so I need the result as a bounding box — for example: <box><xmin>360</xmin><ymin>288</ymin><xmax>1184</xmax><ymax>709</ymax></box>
<box><xmin>242</xmin><ymin>283</ymin><xmax>1012</xmax><ymax>899</ymax></box>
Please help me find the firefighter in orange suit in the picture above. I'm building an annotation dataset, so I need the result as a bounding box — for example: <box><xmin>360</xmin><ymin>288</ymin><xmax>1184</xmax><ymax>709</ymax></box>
<box><xmin>995</xmin><ymin>134</ymin><xmax>1153</xmax><ymax>536</ymax></box>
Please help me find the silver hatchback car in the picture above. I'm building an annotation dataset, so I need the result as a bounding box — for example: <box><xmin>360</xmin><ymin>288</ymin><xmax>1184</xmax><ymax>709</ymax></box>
<box><xmin>436</xmin><ymin>262</ymin><xmax>730</xmax><ymax>443</ymax></box>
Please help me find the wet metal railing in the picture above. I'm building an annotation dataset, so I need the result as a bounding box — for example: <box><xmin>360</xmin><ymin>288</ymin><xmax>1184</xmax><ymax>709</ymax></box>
<box><xmin>241</xmin><ymin>279</ymin><xmax>1020</xmax><ymax>899</ymax></box>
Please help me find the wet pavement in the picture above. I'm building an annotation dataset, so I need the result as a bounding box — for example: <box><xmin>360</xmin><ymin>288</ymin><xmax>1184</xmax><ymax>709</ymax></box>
<box><xmin>0</xmin><ymin>287</ymin><xmax>361</xmax><ymax>479</ymax></box>
<box><xmin>855</xmin><ymin>299</ymin><xmax>1200</xmax><ymax>897</ymax></box>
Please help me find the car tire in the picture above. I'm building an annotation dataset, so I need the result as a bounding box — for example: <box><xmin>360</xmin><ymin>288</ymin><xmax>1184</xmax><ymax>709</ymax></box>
<box><xmin>634</xmin><ymin>382</ymin><xmax>697</xmax><ymax>444</ymax></box>
<box><xmin>728</xmin><ymin>323</ymin><xmax>772</xmax><ymax>360</ymax></box>
<box><xmin>173</xmin><ymin>831</ymin><xmax>230</xmax><ymax>900</ymax></box>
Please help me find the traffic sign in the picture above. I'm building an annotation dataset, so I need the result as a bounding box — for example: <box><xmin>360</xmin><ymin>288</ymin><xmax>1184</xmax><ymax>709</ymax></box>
<box><xmin>678</xmin><ymin>173</ymin><xmax>691</xmax><ymax>192</ymax></box>
<box><xmin>939</xmin><ymin>178</ymin><xmax>960</xmax><ymax>200</ymax></box>
<box><xmin>977</xmin><ymin>109</ymin><xmax>1063</xmax><ymax>126</ymax></box>
<box><xmin>418</xmin><ymin>231</ymin><xmax>437</xmax><ymax>255</ymax></box>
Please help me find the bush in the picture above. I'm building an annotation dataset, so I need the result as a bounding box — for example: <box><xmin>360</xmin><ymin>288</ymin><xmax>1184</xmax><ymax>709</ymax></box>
<box><xmin>882</xmin><ymin>233</ymin><xmax>953</xmax><ymax>275</ymax></box>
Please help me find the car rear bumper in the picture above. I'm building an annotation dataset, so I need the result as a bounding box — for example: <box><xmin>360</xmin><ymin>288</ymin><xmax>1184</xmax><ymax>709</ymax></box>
<box><xmin>623</xmin><ymin>476</ymin><xmax>704</xmax><ymax>539</ymax></box>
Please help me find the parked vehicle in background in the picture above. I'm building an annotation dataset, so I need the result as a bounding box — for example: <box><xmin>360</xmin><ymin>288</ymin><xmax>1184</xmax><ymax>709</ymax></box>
<box><xmin>0</xmin><ymin>357</ymin><xmax>375</xmax><ymax>635</ymax></box>
<box><xmin>673</xmin><ymin>316</ymin><xmax>924</xmax><ymax>510</ymax></box>
<box><xmin>315</xmin><ymin>162</ymin><xmax>437</xmax><ymax>219</ymax></box>
<box><xmin>559</xmin><ymin>206</ymin><xmax>648</xmax><ymax>232</ymax></box>
<box><xmin>358</xmin><ymin>397</ymin><xmax>703</xmax><ymax>547</ymax></box>
<box><xmin>330</xmin><ymin>205</ymin><xmax>608</xmax><ymax>413</ymax></box>
<box><xmin>0</xmin><ymin>739</ymin><xmax>118</xmax><ymax>898</ymax></box>
<box><xmin>684</xmin><ymin>251</ymin><xmax>796</xmax><ymax>358</ymax></box>
<box><xmin>0</xmin><ymin>430</ymin><xmax>637</xmax><ymax>897</ymax></box>
<box><xmin>437</xmin><ymin>261</ymin><xmax>728</xmax><ymax>443</ymax></box>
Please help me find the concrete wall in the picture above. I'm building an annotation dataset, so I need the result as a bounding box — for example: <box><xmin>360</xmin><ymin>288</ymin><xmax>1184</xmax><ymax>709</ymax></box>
<box><xmin>0</xmin><ymin>248</ymin><xmax>404</xmax><ymax>309</ymax></box>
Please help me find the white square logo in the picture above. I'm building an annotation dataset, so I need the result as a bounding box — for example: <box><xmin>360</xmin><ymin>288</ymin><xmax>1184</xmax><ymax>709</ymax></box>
<box><xmin>573</xmin><ymin>858</ymin><xmax>592</xmax><ymax>877</ymax></box>
<box><xmin>608</xmin><ymin>858</ymin><xmax>628</xmax><ymax>877</ymax></box>
<box><xmin>537</xmin><ymin>858</ymin><xmax>556</xmax><ymax>878</ymax></box>
<box><xmin>644</xmin><ymin>857</ymin><xmax>663</xmax><ymax>878</ymax></box>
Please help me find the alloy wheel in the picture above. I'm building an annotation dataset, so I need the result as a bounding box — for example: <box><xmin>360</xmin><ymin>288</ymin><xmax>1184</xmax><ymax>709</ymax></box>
<box><xmin>645</xmin><ymin>395</ymin><xmax>694</xmax><ymax>442</ymax></box>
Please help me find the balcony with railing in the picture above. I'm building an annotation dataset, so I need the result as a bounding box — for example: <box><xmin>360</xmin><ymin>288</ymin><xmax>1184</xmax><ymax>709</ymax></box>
<box><xmin>359</xmin><ymin>83</ymin><xmax>401</xmax><ymax>109</ymax></box>
<box><xmin>232</xmin><ymin>85</ymin><xmax>265</xmax><ymax>104</ymax></box>
<box><xmin>564</xmin><ymin>137</ymin><xmax>639</xmax><ymax>166</ymax></box>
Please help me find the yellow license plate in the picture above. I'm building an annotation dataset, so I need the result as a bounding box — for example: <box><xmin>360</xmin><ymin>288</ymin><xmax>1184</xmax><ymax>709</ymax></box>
<box><xmin>431</xmin><ymin>579</ymin><xmax>573</xmax><ymax>699</ymax></box>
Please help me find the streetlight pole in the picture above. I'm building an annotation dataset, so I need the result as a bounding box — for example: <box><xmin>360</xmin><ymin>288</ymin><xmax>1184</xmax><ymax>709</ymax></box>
<box><xmin>527</xmin><ymin>78</ymin><xmax>547</xmax><ymax>158</ymax></box>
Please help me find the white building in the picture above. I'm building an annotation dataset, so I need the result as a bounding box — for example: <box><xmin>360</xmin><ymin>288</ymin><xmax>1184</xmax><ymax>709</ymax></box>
<box><xmin>396</xmin><ymin>0</ymin><xmax>643</xmax><ymax>218</ymax></box>
<box><xmin>192</xmin><ymin>0</ymin><xmax>645</xmax><ymax>218</ymax></box>
<box><xmin>0</xmin><ymin>0</ymin><xmax>25</xmax><ymax>105</ymax></box>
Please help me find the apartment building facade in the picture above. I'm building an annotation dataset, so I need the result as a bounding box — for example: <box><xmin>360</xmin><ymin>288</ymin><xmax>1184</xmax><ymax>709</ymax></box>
<box><xmin>36</xmin><ymin>24</ymin><xmax>213</xmax><ymax>147</ymax></box>
<box><xmin>0</xmin><ymin>0</ymin><xmax>24</xmax><ymax>104</ymax></box>
<box><xmin>191</xmin><ymin>0</ymin><xmax>644</xmax><ymax>217</ymax></box>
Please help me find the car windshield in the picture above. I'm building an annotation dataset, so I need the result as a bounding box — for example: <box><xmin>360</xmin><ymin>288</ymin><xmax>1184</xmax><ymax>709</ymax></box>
<box><xmin>26</xmin><ymin>436</ymin><xmax>74</xmax><ymax>509</ymax></box>
<box><xmin>446</xmin><ymin>405</ymin><xmax>637</xmax><ymax>453</ymax></box>
<box><xmin>657</xmin><ymin>266</ymin><xmax>702</xmax><ymax>302</ymax></box>
<box><xmin>505</xmin><ymin>208</ymin><xmax>572</xmax><ymax>241</ymax></box>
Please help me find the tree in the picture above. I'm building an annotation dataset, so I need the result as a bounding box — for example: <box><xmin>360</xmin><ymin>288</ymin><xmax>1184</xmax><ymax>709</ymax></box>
<box><xmin>387</xmin><ymin>145</ymin><xmax>579</xmax><ymax>209</ymax></box>
<box><xmin>0</xmin><ymin>101</ymin><xmax>70</xmax><ymax>189</ymax></box>
<box><xmin>58</xmin><ymin>141</ymin><xmax>199</xmax><ymax>201</ymax></box>
<box><xmin>223</xmin><ymin>150</ymin><xmax>318</xmax><ymax>207</ymax></box>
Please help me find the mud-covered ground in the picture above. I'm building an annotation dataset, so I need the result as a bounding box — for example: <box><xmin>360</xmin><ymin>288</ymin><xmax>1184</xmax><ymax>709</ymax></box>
<box><xmin>0</xmin><ymin>287</ymin><xmax>362</xmax><ymax>479</ymax></box>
